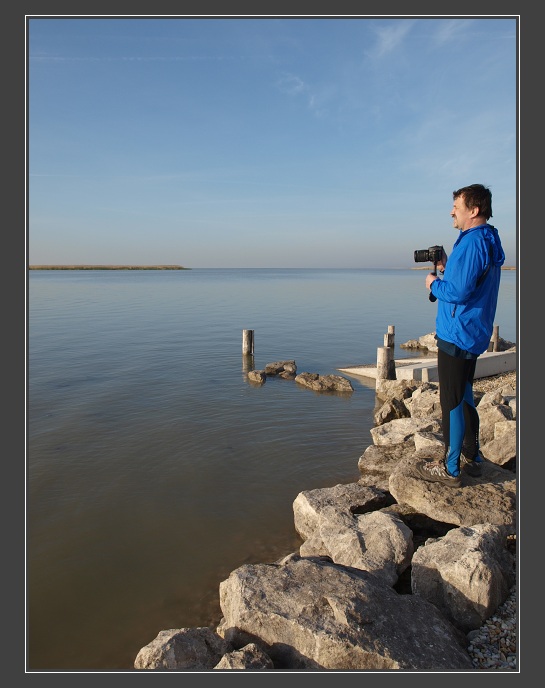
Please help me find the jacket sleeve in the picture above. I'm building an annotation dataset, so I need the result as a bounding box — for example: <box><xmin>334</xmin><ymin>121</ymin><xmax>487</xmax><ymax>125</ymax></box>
<box><xmin>431</xmin><ymin>237</ymin><xmax>488</xmax><ymax>304</ymax></box>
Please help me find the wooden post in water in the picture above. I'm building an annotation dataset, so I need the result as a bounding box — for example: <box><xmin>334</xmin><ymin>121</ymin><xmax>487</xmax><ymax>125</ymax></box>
<box><xmin>242</xmin><ymin>329</ymin><xmax>255</xmax><ymax>355</ymax></box>
<box><xmin>377</xmin><ymin>346</ymin><xmax>396</xmax><ymax>380</ymax></box>
<box><xmin>487</xmin><ymin>325</ymin><xmax>500</xmax><ymax>352</ymax></box>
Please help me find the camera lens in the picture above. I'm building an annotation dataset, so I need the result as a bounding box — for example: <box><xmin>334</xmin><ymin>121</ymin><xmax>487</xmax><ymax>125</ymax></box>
<box><xmin>414</xmin><ymin>249</ymin><xmax>429</xmax><ymax>263</ymax></box>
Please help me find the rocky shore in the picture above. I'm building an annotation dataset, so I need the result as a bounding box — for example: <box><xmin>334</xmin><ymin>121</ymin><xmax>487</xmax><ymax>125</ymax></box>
<box><xmin>133</xmin><ymin>355</ymin><xmax>518</xmax><ymax>672</ymax></box>
<box><xmin>464</xmin><ymin>370</ymin><xmax>517</xmax><ymax>670</ymax></box>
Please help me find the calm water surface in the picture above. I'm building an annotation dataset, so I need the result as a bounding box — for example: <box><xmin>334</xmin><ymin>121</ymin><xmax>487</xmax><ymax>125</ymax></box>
<box><xmin>27</xmin><ymin>268</ymin><xmax>517</xmax><ymax>670</ymax></box>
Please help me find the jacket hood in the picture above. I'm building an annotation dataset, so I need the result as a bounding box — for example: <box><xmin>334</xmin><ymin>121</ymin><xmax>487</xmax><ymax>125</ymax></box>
<box><xmin>465</xmin><ymin>224</ymin><xmax>505</xmax><ymax>267</ymax></box>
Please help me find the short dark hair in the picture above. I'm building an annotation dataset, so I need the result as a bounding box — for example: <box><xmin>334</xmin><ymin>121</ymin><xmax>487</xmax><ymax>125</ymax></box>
<box><xmin>453</xmin><ymin>183</ymin><xmax>492</xmax><ymax>220</ymax></box>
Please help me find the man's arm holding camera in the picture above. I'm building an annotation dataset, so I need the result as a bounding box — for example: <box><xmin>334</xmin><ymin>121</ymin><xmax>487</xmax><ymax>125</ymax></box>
<box><xmin>425</xmin><ymin>248</ymin><xmax>448</xmax><ymax>290</ymax></box>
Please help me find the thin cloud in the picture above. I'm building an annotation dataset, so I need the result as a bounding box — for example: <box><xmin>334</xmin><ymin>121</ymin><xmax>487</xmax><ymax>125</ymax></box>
<box><xmin>275</xmin><ymin>71</ymin><xmax>332</xmax><ymax>118</ymax></box>
<box><xmin>276</xmin><ymin>72</ymin><xmax>308</xmax><ymax>96</ymax></box>
<box><xmin>430</xmin><ymin>19</ymin><xmax>475</xmax><ymax>47</ymax></box>
<box><xmin>365</xmin><ymin>21</ymin><xmax>415</xmax><ymax>59</ymax></box>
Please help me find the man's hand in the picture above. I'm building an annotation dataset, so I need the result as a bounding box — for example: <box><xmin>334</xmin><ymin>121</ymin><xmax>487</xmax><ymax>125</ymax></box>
<box><xmin>426</xmin><ymin>273</ymin><xmax>438</xmax><ymax>290</ymax></box>
<box><xmin>439</xmin><ymin>248</ymin><xmax>448</xmax><ymax>271</ymax></box>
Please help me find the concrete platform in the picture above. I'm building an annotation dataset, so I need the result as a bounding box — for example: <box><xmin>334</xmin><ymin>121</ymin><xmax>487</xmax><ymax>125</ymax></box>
<box><xmin>338</xmin><ymin>350</ymin><xmax>517</xmax><ymax>383</ymax></box>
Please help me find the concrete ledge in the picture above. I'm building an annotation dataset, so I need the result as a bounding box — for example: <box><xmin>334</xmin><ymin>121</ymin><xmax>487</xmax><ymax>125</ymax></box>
<box><xmin>339</xmin><ymin>350</ymin><xmax>516</xmax><ymax>383</ymax></box>
<box><xmin>474</xmin><ymin>350</ymin><xmax>517</xmax><ymax>378</ymax></box>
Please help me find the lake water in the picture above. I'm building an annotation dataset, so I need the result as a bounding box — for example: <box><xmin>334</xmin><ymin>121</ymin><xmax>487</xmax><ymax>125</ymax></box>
<box><xmin>27</xmin><ymin>268</ymin><xmax>517</xmax><ymax>671</ymax></box>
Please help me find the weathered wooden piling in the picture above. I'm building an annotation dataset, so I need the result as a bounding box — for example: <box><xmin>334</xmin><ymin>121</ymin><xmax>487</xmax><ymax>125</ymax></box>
<box><xmin>242</xmin><ymin>329</ymin><xmax>255</xmax><ymax>355</ymax></box>
<box><xmin>488</xmin><ymin>325</ymin><xmax>500</xmax><ymax>352</ymax></box>
<box><xmin>384</xmin><ymin>325</ymin><xmax>395</xmax><ymax>349</ymax></box>
<box><xmin>377</xmin><ymin>346</ymin><xmax>396</xmax><ymax>380</ymax></box>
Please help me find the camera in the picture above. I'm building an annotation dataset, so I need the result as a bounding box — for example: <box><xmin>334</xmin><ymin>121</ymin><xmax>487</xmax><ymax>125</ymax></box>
<box><xmin>414</xmin><ymin>245</ymin><xmax>444</xmax><ymax>264</ymax></box>
<box><xmin>414</xmin><ymin>245</ymin><xmax>444</xmax><ymax>303</ymax></box>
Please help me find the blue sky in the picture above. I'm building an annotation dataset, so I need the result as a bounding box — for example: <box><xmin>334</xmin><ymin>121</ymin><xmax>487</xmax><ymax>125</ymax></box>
<box><xmin>27</xmin><ymin>16</ymin><xmax>518</xmax><ymax>268</ymax></box>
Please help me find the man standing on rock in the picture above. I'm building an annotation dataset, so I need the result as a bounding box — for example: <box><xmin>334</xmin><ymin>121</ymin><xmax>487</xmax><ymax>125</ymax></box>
<box><xmin>415</xmin><ymin>183</ymin><xmax>506</xmax><ymax>487</ymax></box>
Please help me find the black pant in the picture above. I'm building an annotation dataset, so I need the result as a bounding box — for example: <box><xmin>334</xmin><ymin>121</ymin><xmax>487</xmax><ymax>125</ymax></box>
<box><xmin>437</xmin><ymin>348</ymin><xmax>479</xmax><ymax>477</ymax></box>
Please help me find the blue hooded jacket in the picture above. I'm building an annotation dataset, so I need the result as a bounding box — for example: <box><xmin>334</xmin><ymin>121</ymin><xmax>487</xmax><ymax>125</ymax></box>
<box><xmin>430</xmin><ymin>224</ymin><xmax>505</xmax><ymax>355</ymax></box>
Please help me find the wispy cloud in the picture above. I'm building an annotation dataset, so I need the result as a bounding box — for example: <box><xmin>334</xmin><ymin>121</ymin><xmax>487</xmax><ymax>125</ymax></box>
<box><xmin>430</xmin><ymin>19</ymin><xmax>475</xmax><ymax>47</ymax></box>
<box><xmin>276</xmin><ymin>72</ymin><xmax>307</xmax><ymax>96</ymax></box>
<box><xmin>275</xmin><ymin>71</ymin><xmax>333</xmax><ymax>118</ymax></box>
<box><xmin>365</xmin><ymin>21</ymin><xmax>415</xmax><ymax>59</ymax></box>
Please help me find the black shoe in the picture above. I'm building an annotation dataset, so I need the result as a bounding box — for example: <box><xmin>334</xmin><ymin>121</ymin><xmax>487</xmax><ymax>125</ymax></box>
<box><xmin>414</xmin><ymin>459</ymin><xmax>462</xmax><ymax>487</ymax></box>
<box><xmin>461</xmin><ymin>454</ymin><xmax>483</xmax><ymax>477</ymax></box>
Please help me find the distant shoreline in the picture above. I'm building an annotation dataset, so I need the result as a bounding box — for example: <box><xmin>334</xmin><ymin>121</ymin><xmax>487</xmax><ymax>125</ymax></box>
<box><xmin>28</xmin><ymin>265</ymin><xmax>515</xmax><ymax>271</ymax></box>
<box><xmin>411</xmin><ymin>266</ymin><xmax>516</xmax><ymax>271</ymax></box>
<box><xmin>28</xmin><ymin>265</ymin><xmax>190</xmax><ymax>270</ymax></box>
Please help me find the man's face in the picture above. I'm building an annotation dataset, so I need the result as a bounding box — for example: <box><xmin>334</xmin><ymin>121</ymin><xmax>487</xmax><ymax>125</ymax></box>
<box><xmin>451</xmin><ymin>194</ymin><xmax>475</xmax><ymax>231</ymax></box>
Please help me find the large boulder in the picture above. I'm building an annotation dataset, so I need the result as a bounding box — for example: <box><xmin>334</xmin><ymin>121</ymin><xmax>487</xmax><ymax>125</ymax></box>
<box><xmin>411</xmin><ymin>523</ymin><xmax>515</xmax><ymax>632</ymax></box>
<box><xmin>294</xmin><ymin>483</ymin><xmax>412</xmax><ymax>586</ymax></box>
<box><xmin>295</xmin><ymin>372</ymin><xmax>354</xmax><ymax>393</ymax></box>
<box><xmin>216</xmin><ymin>554</ymin><xmax>473</xmax><ymax>671</ymax></box>
<box><xmin>388</xmin><ymin>456</ymin><xmax>516</xmax><ymax>534</ymax></box>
